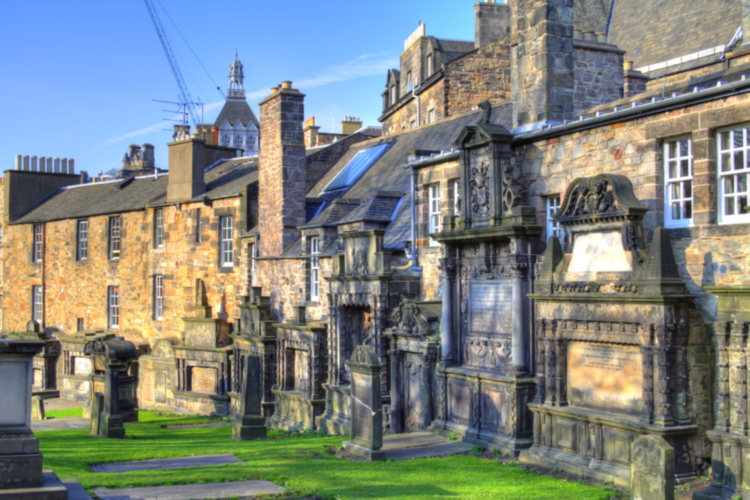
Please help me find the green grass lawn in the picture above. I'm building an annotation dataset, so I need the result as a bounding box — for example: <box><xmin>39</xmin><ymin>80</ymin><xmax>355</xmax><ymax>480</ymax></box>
<box><xmin>45</xmin><ymin>407</ymin><xmax>84</xmax><ymax>419</ymax></box>
<box><xmin>37</xmin><ymin>411</ymin><xmax>620</xmax><ymax>500</ymax></box>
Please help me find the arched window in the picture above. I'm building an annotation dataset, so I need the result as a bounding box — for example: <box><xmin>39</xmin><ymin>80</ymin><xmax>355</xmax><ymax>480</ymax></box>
<box><xmin>246</xmin><ymin>135</ymin><xmax>255</xmax><ymax>149</ymax></box>
<box><xmin>234</xmin><ymin>135</ymin><xmax>244</xmax><ymax>148</ymax></box>
<box><xmin>220</xmin><ymin>133</ymin><xmax>231</xmax><ymax>147</ymax></box>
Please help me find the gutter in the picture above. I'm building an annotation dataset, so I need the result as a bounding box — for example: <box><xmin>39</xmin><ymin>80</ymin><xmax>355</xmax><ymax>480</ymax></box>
<box><xmin>513</xmin><ymin>76</ymin><xmax>750</xmax><ymax>145</ymax></box>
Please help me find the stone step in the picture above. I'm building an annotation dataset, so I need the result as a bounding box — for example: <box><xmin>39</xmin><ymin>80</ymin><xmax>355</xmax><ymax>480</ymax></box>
<box><xmin>384</xmin><ymin>441</ymin><xmax>475</xmax><ymax>461</ymax></box>
<box><xmin>91</xmin><ymin>454</ymin><xmax>243</xmax><ymax>473</ymax></box>
<box><xmin>92</xmin><ymin>480</ymin><xmax>284</xmax><ymax>500</ymax></box>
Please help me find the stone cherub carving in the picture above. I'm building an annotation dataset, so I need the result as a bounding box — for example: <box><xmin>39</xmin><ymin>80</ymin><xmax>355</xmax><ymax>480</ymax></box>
<box><xmin>390</xmin><ymin>300</ymin><xmax>432</xmax><ymax>338</ymax></box>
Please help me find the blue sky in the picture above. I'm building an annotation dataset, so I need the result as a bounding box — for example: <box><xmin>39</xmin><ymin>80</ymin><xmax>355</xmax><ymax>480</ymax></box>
<box><xmin>1</xmin><ymin>1</ymin><xmax>477</xmax><ymax>175</ymax></box>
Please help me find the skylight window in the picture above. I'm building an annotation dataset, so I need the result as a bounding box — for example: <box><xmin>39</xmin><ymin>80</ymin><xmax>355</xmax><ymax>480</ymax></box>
<box><xmin>323</xmin><ymin>144</ymin><xmax>390</xmax><ymax>193</ymax></box>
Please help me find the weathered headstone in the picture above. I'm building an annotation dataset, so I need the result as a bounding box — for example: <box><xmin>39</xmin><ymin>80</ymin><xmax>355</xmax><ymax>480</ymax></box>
<box><xmin>91</xmin><ymin>364</ymin><xmax>125</xmax><ymax>438</ymax></box>
<box><xmin>630</xmin><ymin>435</ymin><xmax>674</xmax><ymax>500</ymax></box>
<box><xmin>0</xmin><ymin>339</ymin><xmax>67</xmax><ymax>498</ymax></box>
<box><xmin>343</xmin><ymin>345</ymin><xmax>385</xmax><ymax>461</ymax></box>
<box><xmin>232</xmin><ymin>355</ymin><xmax>267</xmax><ymax>440</ymax></box>
<box><xmin>30</xmin><ymin>396</ymin><xmax>45</xmax><ymax>421</ymax></box>
<box><xmin>90</xmin><ymin>392</ymin><xmax>103</xmax><ymax>436</ymax></box>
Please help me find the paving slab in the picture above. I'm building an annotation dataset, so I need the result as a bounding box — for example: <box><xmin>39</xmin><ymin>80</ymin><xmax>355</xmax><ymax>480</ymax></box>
<box><xmin>91</xmin><ymin>454</ymin><xmax>244</xmax><ymax>473</ymax></box>
<box><xmin>381</xmin><ymin>431</ymin><xmax>448</xmax><ymax>451</ymax></box>
<box><xmin>165</xmin><ymin>422</ymin><xmax>232</xmax><ymax>430</ymax></box>
<box><xmin>61</xmin><ymin>478</ymin><xmax>94</xmax><ymax>500</ymax></box>
<box><xmin>384</xmin><ymin>441</ymin><xmax>474</xmax><ymax>461</ymax></box>
<box><xmin>92</xmin><ymin>480</ymin><xmax>284</xmax><ymax>500</ymax></box>
<box><xmin>33</xmin><ymin>416</ymin><xmax>90</xmax><ymax>431</ymax></box>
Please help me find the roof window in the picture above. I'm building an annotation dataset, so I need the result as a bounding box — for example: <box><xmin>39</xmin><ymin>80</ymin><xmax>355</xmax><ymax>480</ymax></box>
<box><xmin>323</xmin><ymin>144</ymin><xmax>390</xmax><ymax>193</ymax></box>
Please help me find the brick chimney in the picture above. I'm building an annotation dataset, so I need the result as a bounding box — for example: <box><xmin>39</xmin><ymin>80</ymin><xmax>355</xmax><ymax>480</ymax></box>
<box><xmin>166</xmin><ymin>130</ymin><xmax>206</xmax><ymax>203</ymax></box>
<box><xmin>258</xmin><ymin>81</ymin><xmax>307</xmax><ymax>256</ymax></box>
<box><xmin>475</xmin><ymin>0</ymin><xmax>510</xmax><ymax>49</ymax></box>
<box><xmin>511</xmin><ymin>0</ymin><xmax>574</xmax><ymax>130</ymax></box>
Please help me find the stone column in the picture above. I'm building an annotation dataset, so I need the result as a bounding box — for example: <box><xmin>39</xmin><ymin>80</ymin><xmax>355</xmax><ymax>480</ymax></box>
<box><xmin>511</xmin><ymin>262</ymin><xmax>526</xmax><ymax>373</ymax></box>
<box><xmin>440</xmin><ymin>258</ymin><xmax>456</xmax><ymax>365</ymax></box>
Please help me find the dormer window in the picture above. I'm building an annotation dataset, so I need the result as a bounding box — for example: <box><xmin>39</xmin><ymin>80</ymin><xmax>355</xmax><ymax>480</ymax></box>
<box><xmin>407</xmin><ymin>72</ymin><xmax>413</xmax><ymax>92</ymax></box>
<box><xmin>426</xmin><ymin>53</ymin><xmax>433</xmax><ymax>77</ymax></box>
<box><xmin>221</xmin><ymin>133</ymin><xmax>231</xmax><ymax>147</ymax></box>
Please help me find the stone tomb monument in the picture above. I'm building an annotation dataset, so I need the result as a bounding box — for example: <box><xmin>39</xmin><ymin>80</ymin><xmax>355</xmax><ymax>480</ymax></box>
<box><xmin>0</xmin><ymin>339</ymin><xmax>67</xmax><ymax>499</ymax></box>
<box><xmin>519</xmin><ymin>174</ymin><xmax>712</xmax><ymax>486</ymax></box>
<box><xmin>232</xmin><ymin>355</ymin><xmax>267</xmax><ymax>440</ymax></box>
<box><xmin>343</xmin><ymin>345</ymin><xmax>386</xmax><ymax>461</ymax></box>
<box><xmin>85</xmin><ymin>337</ymin><xmax>136</xmax><ymax>438</ymax></box>
<box><xmin>630</xmin><ymin>435</ymin><xmax>675</xmax><ymax>500</ymax></box>
<box><xmin>429</xmin><ymin>111</ymin><xmax>542</xmax><ymax>455</ymax></box>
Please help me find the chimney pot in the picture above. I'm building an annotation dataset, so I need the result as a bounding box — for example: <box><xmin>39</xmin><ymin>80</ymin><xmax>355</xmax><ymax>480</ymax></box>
<box><xmin>624</xmin><ymin>60</ymin><xmax>633</xmax><ymax>71</ymax></box>
<box><xmin>54</xmin><ymin>158</ymin><xmax>61</xmax><ymax>173</ymax></box>
<box><xmin>69</xmin><ymin>159</ymin><xmax>75</xmax><ymax>174</ymax></box>
<box><xmin>23</xmin><ymin>156</ymin><xmax>30</xmax><ymax>171</ymax></box>
<box><xmin>15</xmin><ymin>155</ymin><xmax>21</xmax><ymax>170</ymax></box>
<box><xmin>280</xmin><ymin>81</ymin><xmax>292</xmax><ymax>90</ymax></box>
<box><xmin>31</xmin><ymin>156</ymin><xmax>38</xmax><ymax>171</ymax></box>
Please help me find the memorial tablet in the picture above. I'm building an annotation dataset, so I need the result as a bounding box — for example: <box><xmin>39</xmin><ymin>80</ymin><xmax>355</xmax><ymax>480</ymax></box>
<box><xmin>567</xmin><ymin>342</ymin><xmax>642</xmax><ymax>415</ymax></box>
<box><xmin>470</xmin><ymin>280</ymin><xmax>512</xmax><ymax>336</ymax></box>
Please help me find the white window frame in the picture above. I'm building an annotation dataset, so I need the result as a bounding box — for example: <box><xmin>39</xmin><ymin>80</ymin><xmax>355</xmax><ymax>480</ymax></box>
<box><xmin>195</xmin><ymin>208</ymin><xmax>203</xmax><ymax>243</ymax></box>
<box><xmin>663</xmin><ymin>138</ymin><xmax>693</xmax><ymax>228</ymax></box>
<box><xmin>450</xmin><ymin>178</ymin><xmax>460</xmax><ymax>216</ymax></box>
<box><xmin>220</xmin><ymin>216</ymin><xmax>234</xmax><ymax>267</ymax></box>
<box><xmin>250</xmin><ymin>241</ymin><xmax>258</xmax><ymax>287</ymax></box>
<box><xmin>428</xmin><ymin>183</ymin><xmax>441</xmax><ymax>247</ymax></box>
<box><xmin>32</xmin><ymin>285</ymin><xmax>43</xmax><ymax>325</ymax></box>
<box><xmin>109</xmin><ymin>216</ymin><xmax>121</xmax><ymax>259</ymax></box>
<box><xmin>33</xmin><ymin>224</ymin><xmax>43</xmax><ymax>262</ymax></box>
<box><xmin>718</xmin><ymin>125</ymin><xmax>750</xmax><ymax>224</ymax></box>
<box><xmin>429</xmin><ymin>108</ymin><xmax>436</xmax><ymax>123</ymax></box>
<box><xmin>426</xmin><ymin>53</ymin><xmax>433</xmax><ymax>76</ymax></box>
<box><xmin>108</xmin><ymin>286</ymin><xmax>120</xmax><ymax>329</ymax></box>
<box><xmin>154</xmin><ymin>275</ymin><xmax>165</xmax><ymax>320</ymax></box>
<box><xmin>154</xmin><ymin>208</ymin><xmax>165</xmax><ymax>248</ymax></box>
<box><xmin>407</xmin><ymin>72</ymin><xmax>413</xmax><ymax>92</ymax></box>
<box><xmin>310</xmin><ymin>237</ymin><xmax>320</xmax><ymax>302</ymax></box>
<box><xmin>77</xmin><ymin>220</ymin><xmax>88</xmax><ymax>260</ymax></box>
<box><xmin>546</xmin><ymin>195</ymin><xmax>564</xmax><ymax>242</ymax></box>
<box><xmin>220</xmin><ymin>133</ymin><xmax>231</xmax><ymax>147</ymax></box>
<box><xmin>390</xmin><ymin>84</ymin><xmax>397</xmax><ymax>105</ymax></box>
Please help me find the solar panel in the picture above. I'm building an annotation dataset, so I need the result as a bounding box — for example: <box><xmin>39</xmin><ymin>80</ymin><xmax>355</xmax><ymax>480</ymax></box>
<box><xmin>323</xmin><ymin>143</ymin><xmax>390</xmax><ymax>193</ymax></box>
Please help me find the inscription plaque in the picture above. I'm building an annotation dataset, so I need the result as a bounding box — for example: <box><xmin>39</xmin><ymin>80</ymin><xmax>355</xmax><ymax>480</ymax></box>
<box><xmin>568</xmin><ymin>342</ymin><xmax>642</xmax><ymax>415</ymax></box>
<box><xmin>470</xmin><ymin>281</ymin><xmax>512</xmax><ymax>335</ymax></box>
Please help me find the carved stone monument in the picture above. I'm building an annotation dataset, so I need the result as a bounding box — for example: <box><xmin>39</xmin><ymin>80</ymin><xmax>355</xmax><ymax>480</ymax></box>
<box><xmin>232</xmin><ymin>355</ymin><xmax>267</xmax><ymax>440</ymax></box>
<box><xmin>231</xmin><ymin>287</ymin><xmax>277</xmax><ymax>418</ymax></box>
<box><xmin>519</xmin><ymin>174</ymin><xmax>712</xmax><ymax>487</ymax></box>
<box><xmin>343</xmin><ymin>345</ymin><xmax>386</xmax><ymax>461</ymax></box>
<box><xmin>694</xmin><ymin>287</ymin><xmax>750</xmax><ymax>499</ymax></box>
<box><xmin>85</xmin><ymin>336</ymin><xmax>138</xmax><ymax>438</ymax></box>
<box><xmin>386</xmin><ymin>300</ymin><xmax>441</xmax><ymax>433</ymax></box>
<box><xmin>0</xmin><ymin>339</ymin><xmax>67</xmax><ymax>499</ymax></box>
<box><xmin>429</xmin><ymin>112</ymin><xmax>542</xmax><ymax>455</ymax></box>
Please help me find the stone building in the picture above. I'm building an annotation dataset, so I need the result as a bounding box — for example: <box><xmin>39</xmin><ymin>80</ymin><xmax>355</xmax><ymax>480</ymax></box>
<box><xmin>213</xmin><ymin>53</ymin><xmax>261</xmax><ymax>156</ymax></box>
<box><xmin>4</xmin><ymin>0</ymin><xmax>750</xmax><ymax>495</ymax></box>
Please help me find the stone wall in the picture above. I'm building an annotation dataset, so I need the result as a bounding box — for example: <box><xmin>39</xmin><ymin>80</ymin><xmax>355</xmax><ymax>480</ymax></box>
<box><xmin>513</xmin><ymin>90</ymin><xmax>750</xmax><ymax>321</ymax></box>
<box><xmin>381</xmin><ymin>79</ymin><xmax>447</xmax><ymax>136</ymax></box>
<box><xmin>444</xmin><ymin>43</ymin><xmax>511</xmax><ymax>117</ymax></box>
<box><xmin>573</xmin><ymin>41</ymin><xmax>624</xmax><ymax>112</ymax></box>
<box><xmin>2</xmin><ymin>197</ymin><xmax>244</xmax><ymax>344</ymax></box>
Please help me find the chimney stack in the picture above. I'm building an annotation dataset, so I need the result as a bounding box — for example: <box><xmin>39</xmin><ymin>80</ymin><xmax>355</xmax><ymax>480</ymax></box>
<box><xmin>475</xmin><ymin>0</ymin><xmax>510</xmax><ymax>49</ymax></box>
<box><xmin>258</xmin><ymin>81</ymin><xmax>306</xmax><ymax>256</ymax></box>
<box><xmin>167</xmin><ymin>130</ymin><xmax>206</xmax><ymax>203</ymax></box>
<box><xmin>511</xmin><ymin>0</ymin><xmax>575</xmax><ymax>130</ymax></box>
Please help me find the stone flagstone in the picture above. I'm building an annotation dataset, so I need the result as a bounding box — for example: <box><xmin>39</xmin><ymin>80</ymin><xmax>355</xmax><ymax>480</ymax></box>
<box><xmin>91</xmin><ymin>454</ymin><xmax>243</xmax><ymax>473</ymax></box>
<box><xmin>92</xmin><ymin>480</ymin><xmax>284</xmax><ymax>500</ymax></box>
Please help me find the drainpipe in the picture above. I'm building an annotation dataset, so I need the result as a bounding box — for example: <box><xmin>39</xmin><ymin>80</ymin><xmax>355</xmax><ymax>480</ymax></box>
<box><xmin>409</xmin><ymin>166</ymin><xmax>418</xmax><ymax>267</ymax></box>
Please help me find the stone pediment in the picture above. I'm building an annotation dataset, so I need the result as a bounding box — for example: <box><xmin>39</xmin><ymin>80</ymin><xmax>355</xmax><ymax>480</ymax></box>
<box><xmin>555</xmin><ymin>174</ymin><xmax>648</xmax><ymax>224</ymax></box>
<box><xmin>453</xmin><ymin>123</ymin><xmax>513</xmax><ymax>149</ymax></box>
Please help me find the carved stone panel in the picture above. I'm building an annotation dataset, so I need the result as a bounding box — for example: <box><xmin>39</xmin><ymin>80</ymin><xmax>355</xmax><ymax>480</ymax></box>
<box><xmin>469</xmin><ymin>280</ymin><xmax>512</xmax><ymax>336</ymax></box>
<box><xmin>567</xmin><ymin>342</ymin><xmax>642</xmax><ymax>415</ymax></box>
<box><xmin>448</xmin><ymin>379</ymin><xmax>472</xmax><ymax>426</ymax></box>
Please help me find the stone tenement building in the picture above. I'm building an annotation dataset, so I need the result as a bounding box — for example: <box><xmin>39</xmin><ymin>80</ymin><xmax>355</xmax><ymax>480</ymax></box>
<box><xmin>5</xmin><ymin>0</ymin><xmax>750</xmax><ymax>497</ymax></box>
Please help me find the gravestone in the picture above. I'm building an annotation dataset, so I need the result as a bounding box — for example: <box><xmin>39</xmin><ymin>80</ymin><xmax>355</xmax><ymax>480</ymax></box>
<box><xmin>232</xmin><ymin>355</ymin><xmax>267</xmax><ymax>440</ymax></box>
<box><xmin>0</xmin><ymin>339</ymin><xmax>67</xmax><ymax>498</ymax></box>
<box><xmin>30</xmin><ymin>396</ymin><xmax>45</xmax><ymax>421</ymax></box>
<box><xmin>630</xmin><ymin>435</ymin><xmax>674</xmax><ymax>500</ymax></box>
<box><xmin>90</xmin><ymin>365</ymin><xmax>125</xmax><ymax>438</ymax></box>
<box><xmin>343</xmin><ymin>345</ymin><xmax>385</xmax><ymax>461</ymax></box>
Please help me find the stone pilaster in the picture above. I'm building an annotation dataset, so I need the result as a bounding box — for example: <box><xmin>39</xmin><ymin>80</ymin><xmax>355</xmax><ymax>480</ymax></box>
<box><xmin>258</xmin><ymin>81</ymin><xmax>306</xmax><ymax>257</ymax></box>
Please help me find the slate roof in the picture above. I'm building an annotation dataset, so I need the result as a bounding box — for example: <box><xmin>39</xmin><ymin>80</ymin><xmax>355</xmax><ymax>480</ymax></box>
<box><xmin>574</xmin><ymin>0</ymin><xmax>612</xmax><ymax>34</ymax></box>
<box><xmin>435</xmin><ymin>38</ymin><xmax>476</xmax><ymax>63</ymax></box>
<box><xmin>214</xmin><ymin>97</ymin><xmax>260</xmax><ymax>129</ymax></box>
<box><xmin>14</xmin><ymin>158</ymin><xmax>259</xmax><ymax>224</ymax></box>
<box><xmin>608</xmin><ymin>0</ymin><xmax>740</xmax><ymax>70</ymax></box>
